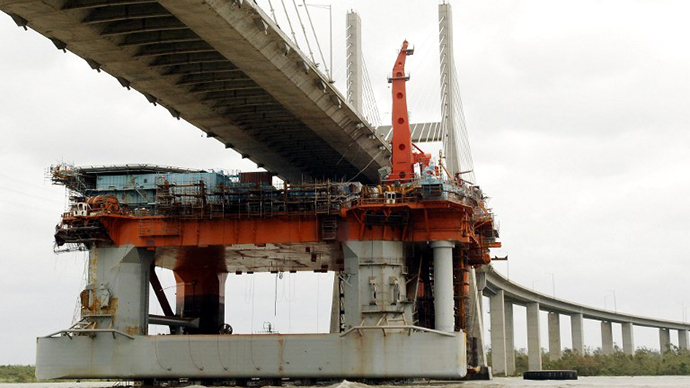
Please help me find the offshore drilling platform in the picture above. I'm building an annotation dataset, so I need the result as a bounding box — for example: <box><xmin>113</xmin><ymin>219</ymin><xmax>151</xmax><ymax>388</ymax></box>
<box><xmin>1</xmin><ymin>0</ymin><xmax>499</xmax><ymax>383</ymax></box>
<box><xmin>40</xmin><ymin>41</ymin><xmax>499</xmax><ymax>383</ymax></box>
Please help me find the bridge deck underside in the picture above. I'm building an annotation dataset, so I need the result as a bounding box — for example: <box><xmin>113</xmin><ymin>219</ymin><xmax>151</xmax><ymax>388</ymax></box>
<box><xmin>1</xmin><ymin>0</ymin><xmax>390</xmax><ymax>183</ymax></box>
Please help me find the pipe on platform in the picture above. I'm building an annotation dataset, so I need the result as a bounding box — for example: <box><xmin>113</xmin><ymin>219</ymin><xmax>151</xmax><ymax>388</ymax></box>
<box><xmin>431</xmin><ymin>241</ymin><xmax>455</xmax><ymax>332</ymax></box>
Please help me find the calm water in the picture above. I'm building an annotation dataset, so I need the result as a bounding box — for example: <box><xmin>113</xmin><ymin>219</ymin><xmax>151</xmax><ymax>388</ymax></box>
<box><xmin>3</xmin><ymin>378</ymin><xmax>690</xmax><ymax>388</ymax></box>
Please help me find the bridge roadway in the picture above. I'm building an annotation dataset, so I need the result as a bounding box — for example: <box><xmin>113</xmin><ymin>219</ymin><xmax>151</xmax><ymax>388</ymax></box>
<box><xmin>478</xmin><ymin>265</ymin><xmax>690</xmax><ymax>375</ymax></box>
<box><xmin>0</xmin><ymin>0</ymin><xmax>390</xmax><ymax>183</ymax></box>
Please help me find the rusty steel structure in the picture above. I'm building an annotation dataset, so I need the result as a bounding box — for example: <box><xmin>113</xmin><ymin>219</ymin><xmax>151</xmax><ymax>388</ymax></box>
<box><xmin>36</xmin><ymin>40</ymin><xmax>500</xmax><ymax>382</ymax></box>
<box><xmin>0</xmin><ymin>0</ymin><xmax>502</xmax><ymax>382</ymax></box>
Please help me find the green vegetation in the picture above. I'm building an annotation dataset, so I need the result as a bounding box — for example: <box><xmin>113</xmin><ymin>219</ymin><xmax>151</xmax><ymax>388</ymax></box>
<box><xmin>0</xmin><ymin>365</ymin><xmax>37</xmax><ymax>383</ymax></box>
<box><xmin>6</xmin><ymin>347</ymin><xmax>690</xmax><ymax>380</ymax></box>
<box><xmin>502</xmin><ymin>345</ymin><xmax>690</xmax><ymax>376</ymax></box>
<box><xmin>0</xmin><ymin>365</ymin><xmax>114</xmax><ymax>383</ymax></box>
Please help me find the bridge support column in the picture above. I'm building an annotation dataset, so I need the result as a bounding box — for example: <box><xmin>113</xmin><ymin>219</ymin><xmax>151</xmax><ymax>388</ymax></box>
<box><xmin>601</xmin><ymin>321</ymin><xmax>614</xmax><ymax>355</ymax></box>
<box><xmin>505</xmin><ymin>301</ymin><xmax>516</xmax><ymax>375</ymax></box>
<box><xmin>431</xmin><ymin>241</ymin><xmax>455</xmax><ymax>332</ymax></box>
<box><xmin>622</xmin><ymin>322</ymin><xmax>635</xmax><ymax>355</ymax></box>
<box><xmin>571</xmin><ymin>313</ymin><xmax>585</xmax><ymax>355</ymax></box>
<box><xmin>679</xmin><ymin>330</ymin><xmax>689</xmax><ymax>350</ymax></box>
<box><xmin>489</xmin><ymin>290</ymin><xmax>507</xmax><ymax>375</ymax></box>
<box><xmin>548</xmin><ymin>312</ymin><xmax>562</xmax><ymax>360</ymax></box>
<box><xmin>659</xmin><ymin>328</ymin><xmax>671</xmax><ymax>353</ymax></box>
<box><xmin>526</xmin><ymin>302</ymin><xmax>542</xmax><ymax>370</ymax></box>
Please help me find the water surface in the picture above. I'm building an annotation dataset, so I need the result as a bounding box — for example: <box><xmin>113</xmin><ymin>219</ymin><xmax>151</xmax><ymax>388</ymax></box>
<box><xmin>3</xmin><ymin>378</ymin><xmax>690</xmax><ymax>388</ymax></box>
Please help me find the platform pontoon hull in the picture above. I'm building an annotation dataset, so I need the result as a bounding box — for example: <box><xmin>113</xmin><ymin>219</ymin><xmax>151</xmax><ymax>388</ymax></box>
<box><xmin>36</xmin><ymin>331</ymin><xmax>467</xmax><ymax>380</ymax></box>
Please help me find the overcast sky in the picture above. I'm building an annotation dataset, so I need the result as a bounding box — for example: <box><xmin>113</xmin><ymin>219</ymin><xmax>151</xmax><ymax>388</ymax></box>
<box><xmin>1</xmin><ymin>0</ymin><xmax>690</xmax><ymax>365</ymax></box>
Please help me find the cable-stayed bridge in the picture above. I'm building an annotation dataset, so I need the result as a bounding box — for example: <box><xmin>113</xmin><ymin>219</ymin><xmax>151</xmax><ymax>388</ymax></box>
<box><xmin>0</xmin><ymin>0</ymin><xmax>479</xmax><ymax>184</ymax></box>
<box><xmin>1</xmin><ymin>0</ymin><xmax>390</xmax><ymax>183</ymax></box>
<box><xmin>3</xmin><ymin>0</ymin><xmax>688</xmax><ymax>381</ymax></box>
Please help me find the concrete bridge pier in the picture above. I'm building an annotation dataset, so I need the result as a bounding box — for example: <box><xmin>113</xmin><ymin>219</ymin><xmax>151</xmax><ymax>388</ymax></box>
<box><xmin>660</xmin><ymin>328</ymin><xmax>671</xmax><ymax>352</ymax></box>
<box><xmin>548</xmin><ymin>312</ymin><xmax>561</xmax><ymax>360</ymax></box>
<box><xmin>480</xmin><ymin>266</ymin><xmax>690</xmax><ymax>369</ymax></box>
<box><xmin>571</xmin><ymin>313</ymin><xmax>585</xmax><ymax>355</ymax></box>
<box><xmin>601</xmin><ymin>321</ymin><xmax>614</xmax><ymax>355</ymax></box>
<box><xmin>679</xmin><ymin>330</ymin><xmax>689</xmax><ymax>350</ymax></box>
<box><xmin>526</xmin><ymin>302</ymin><xmax>542</xmax><ymax>370</ymax></box>
<box><xmin>505</xmin><ymin>302</ymin><xmax>516</xmax><ymax>375</ymax></box>
<box><xmin>622</xmin><ymin>322</ymin><xmax>635</xmax><ymax>355</ymax></box>
<box><xmin>489</xmin><ymin>290</ymin><xmax>507</xmax><ymax>375</ymax></box>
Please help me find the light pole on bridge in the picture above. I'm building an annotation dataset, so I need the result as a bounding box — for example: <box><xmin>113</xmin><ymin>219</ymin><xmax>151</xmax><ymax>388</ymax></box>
<box><xmin>682</xmin><ymin>304</ymin><xmax>690</xmax><ymax>323</ymax></box>
<box><xmin>604</xmin><ymin>289</ymin><xmax>618</xmax><ymax>313</ymax></box>
<box><xmin>531</xmin><ymin>274</ymin><xmax>556</xmax><ymax>298</ymax></box>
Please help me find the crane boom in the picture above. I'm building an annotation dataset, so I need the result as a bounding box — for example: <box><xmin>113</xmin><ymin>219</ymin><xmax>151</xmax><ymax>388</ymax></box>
<box><xmin>388</xmin><ymin>41</ymin><xmax>430</xmax><ymax>183</ymax></box>
<box><xmin>389</xmin><ymin>41</ymin><xmax>415</xmax><ymax>182</ymax></box>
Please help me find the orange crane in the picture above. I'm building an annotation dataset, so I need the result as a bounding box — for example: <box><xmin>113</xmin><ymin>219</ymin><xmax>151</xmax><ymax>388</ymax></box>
<box><xmin>388</xmin><ymin>40</ymin><xmax>431</xmax><ymax>183</ymax></box>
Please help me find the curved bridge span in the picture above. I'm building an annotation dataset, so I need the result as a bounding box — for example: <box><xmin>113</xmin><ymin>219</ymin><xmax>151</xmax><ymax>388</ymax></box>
<box><xmin>478</xmin><ymin>265</ymin><xmax>690</xmax><ymax>375</ymax></box>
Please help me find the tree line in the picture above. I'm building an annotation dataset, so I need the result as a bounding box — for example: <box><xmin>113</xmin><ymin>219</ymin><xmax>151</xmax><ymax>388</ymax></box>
<box><xmin>506</xmin><ymin>345</ymin><xmax>690</xmax><ymax>376</ymax></box>
<box><xmin>0</xmin><ymin>365</ymin><xmax>37</xmax><ymax>383</ymax></box>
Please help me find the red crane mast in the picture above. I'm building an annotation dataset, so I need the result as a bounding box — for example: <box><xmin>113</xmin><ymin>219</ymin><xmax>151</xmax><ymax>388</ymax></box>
<box><xmin>388</xmin><ymin>41</ymin><xmax>430</xmax><ymax>183</ymax></box>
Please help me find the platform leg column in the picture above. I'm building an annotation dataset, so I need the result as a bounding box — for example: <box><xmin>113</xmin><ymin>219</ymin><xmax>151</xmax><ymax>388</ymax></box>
<box><xmin>341</xmin><ymin>241</ymin><xmax>410</xmax><ymax>329</ymax></box>
<box><xmin>174</xmin><ymin>268</ymin><xmax>227</xmax><ymax>334</ymax></box>
<box><xmin>601</xmin><ymin>321</ymin><xmax>614</xmax><ymax>355</ymax></box>
<box><xmin>431</xmin><ymin>241</ymin><xmax>455</xmax><ymax>333</ymax></box>
<box><xmin>548</xmin><ymin>312</ymin><xmax>561</xmax><ymax>360</ymax></box>
<box><xmin>467</xmin><ymin>267</ymin><xmax>487</xmax><ymax>367</ymax></box>
<box><xmin>660</xmin><ymin>328</ymin><xmax>671</xmax><ymax>353</ymax></box>
<box><xmin>489</xmin><ymin>290</ymin><xmax>507</xmax><ymax>375</ymax></box>
<box><xmin>571</xmin><ymin>313</ymin><xmax>585</xmax><ymax>355</ymax></box>
<box><xmin>330</xmin><ymin>272</ymin><xmax>343</xmax><ymax>333</ymax></box>
<box><xmin>622</xmin><ymin>322</ymin><xmax>635</xmax><ymax>355</ymax></box>
<box><xmin>679</xmin><ymin>330</ymin><xmax>689</xmax><ymax>351</ymax></box>
<box><xmin>526</xmin><ymin>302</ymin><xmax>542</xmax><ymax>371</ymax></box>
<box><xmin>505</xmin><ymin>301</ymin><xmax>515</xmax><ymax>375</ymax></box>
<box><xmin>83</xmin><ymin>246</ymin><xmax>153</xmax><ymax>335</ymax></box>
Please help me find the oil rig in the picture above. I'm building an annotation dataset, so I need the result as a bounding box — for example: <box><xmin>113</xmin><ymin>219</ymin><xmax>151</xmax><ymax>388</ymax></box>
<box><xmin>40</xmin><ymin>39</ymin><xmax>498</xmax><ymax>383</ymax></box>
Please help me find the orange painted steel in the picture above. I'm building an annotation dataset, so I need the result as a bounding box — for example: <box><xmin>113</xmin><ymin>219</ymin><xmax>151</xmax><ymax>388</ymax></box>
<box><xmin>79</xmin><ymin>198</ymin><xmax>497</xmax><ymax>267</ymax></box>
<box><xmin>97</xmin><ymin>215</ymin><xmax>321</xmax><ymax>247</ymax></box>
<box><xmin>389</xmin><ymin>41</ymin><xmax>415</xmax><ymax>182</ymax></box>
<box><xmin>54</xmin><ymin>39</ymin><xmax>499</xmax><ymax>270</ymax></box>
